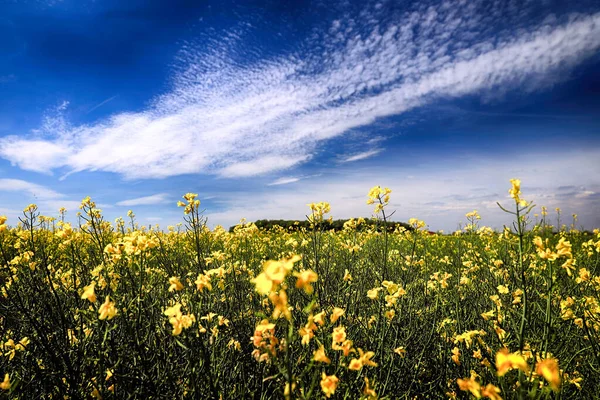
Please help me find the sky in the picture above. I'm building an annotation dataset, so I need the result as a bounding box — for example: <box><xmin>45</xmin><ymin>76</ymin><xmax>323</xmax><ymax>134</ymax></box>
<box><xmin>0</xmin><ymin>0</ymin><xmax>599</xmax><ymax>231</ymax></box>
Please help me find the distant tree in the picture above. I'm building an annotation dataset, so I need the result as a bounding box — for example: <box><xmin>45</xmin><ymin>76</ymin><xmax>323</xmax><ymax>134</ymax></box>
<box><xmin>229</xmin><ymin>218</ymin><xmax>412</xmax><ymax>232</ymax></box>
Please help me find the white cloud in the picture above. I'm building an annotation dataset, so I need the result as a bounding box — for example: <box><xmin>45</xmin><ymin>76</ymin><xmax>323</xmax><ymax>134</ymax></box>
<box><xmin>206</xmin><ymin>148</ymin><xmax>600</xmax><ymax>232</ymax></box>
<box><xmin>116</xmin><ymin>193</ymin><xmax>170</xmax><ymax>207</ymax></box>
<box><xmin>340</xmin><ymin>149</ymin><xmax>382</xmax><ymax>163</ymax></box>
<box><xmin>268</xmin><ymin>176</ymin><xmax>301</xmax><ymax>186</ymax></box>
<box><xmin>0</xmin><ymin>178</ymin><xmax>84</xmax><ymax>218</ymax></box>
<box><xmin>0</xmin><ymin>178</ymin><xmax>63</xmax><ymax>199</ymax></box>
<box><xmin>1</xmin><ymin>4</ymin><xmax>599</xmax><ymax>180</ymax></box>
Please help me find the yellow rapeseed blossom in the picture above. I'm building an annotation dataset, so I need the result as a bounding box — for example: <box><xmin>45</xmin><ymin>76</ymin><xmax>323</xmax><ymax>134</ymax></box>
<box><xmin>313</xmin><ymin>311</ymin><xmax>326</xmax><ymax>326</ymax></box>
<box><xmin>195</xmin><ymin>274</ymin><xmax>212</xmax><ymax>292</ymax></box>
<box><xmin>497</xmin><ymin>285</ymin><xmax>509</xmax><ymax>295</ymax></box>
<box><xmin>495</xmin><ymin>348</ymin><xmax>528</xmax><ymax>376</ymax></box>
<box><xmin>294</xmin><ymin>269</ymin><xmax>318</xmax><ymax>294</ymax></box>
<box><xmin>0</xmin><ymin>373</ymin><xmax>10</xmax><ymax>390</ymax></box>
<box><xmin>252</xmin><ymin>255</ymin><xmax>301</xmax><ymax>295</ymax></box>
<box><xmin>98</xmin><ymin>296</ymin><xmax>117</xmax><ymax>320</ymax></box>
<box><xmin>164</xmin><ymin>303</ymin><xmax>195</xmax><ymax>336</ymax></box>
<box><xmin>307</xmin><ymin>202</ymin><xmax>331</xmax><ymax>224</ymax></box>
<box><xmin>320</xmin><ymin>373</ymin><xmax>338</xmax><ymax>398</ymax></box>
<box><xmin>536</xmin><ymin>358</ymin><xmax>561</xmax><ymax>391</ymax></box>
<box><xmin>348</xmin><ymin>348</ymin><xmax>377</xmax><ymax>371</ymax></box>
<box><xmin>508</xmin><ymin>179</ymin><xmax>521</xmax><ymax>200</ymax></box>
<box><xmin>457</xmin><ymin>374</ymin><xmax>481</xmax><ymax>398</ymax></box>
<box><xmin>394</xmin><ymin>347</ymin><xmax>406</xmax><ymax>358</ymax></box>
<box><xmin>313</xmin><ymin>345</ymin><xmax>331</xmax><ymax>364</ymax></box>
<box><xmin>481</xmin><ymin>384</ymin><xmax>502</xmax><ymax>400</ymax></box>
<box><xmin>168</xmin><ymin>276</ymin><xmax>184</xmax><ymax>292</ymax></box>
<box><xmin>81</xmin><ymin>282</ymin><xmax>97</xmax><ymax>303</ymax></box>
<box><xmin>332</xmin><ymin>326</ymin><xmax>347</xmax><ymax>345</ymax></box>
<box><xmin>349</xmin><ymin>358</ymin><xmax>363</xmax><ymax>370</ymax></box>
<box><xmin>363</xmin><ymin>377</ymin><xmax>378</xmax><ymax>400</ymax></box>
<box><xmin>451</xmin><ymin>347</ymin><xmax>461</xmax><ymax>365</ymax></box>
<box><xmin>330</xmin><ymin>307</ymin><xmax>345</xmax><ymax>323</ymax></box>
<box><xmin>343</xmin><ymin>269</ymin><xmax>353</xmax><ymax>282</ymax></box>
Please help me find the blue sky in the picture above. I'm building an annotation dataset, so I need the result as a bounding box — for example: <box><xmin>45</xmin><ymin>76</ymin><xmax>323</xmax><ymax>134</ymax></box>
<box><xmin>1</xmin><ymin>0</ymin><xmax>599</xmax><ymax>231</ymax></box>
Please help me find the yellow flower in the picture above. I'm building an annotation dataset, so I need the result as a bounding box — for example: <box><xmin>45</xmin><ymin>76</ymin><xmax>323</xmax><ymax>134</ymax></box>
<box><xmin>457</xmin><ymin>375</ymin><xmax>481</xmax><ymax>398</ymax></box>
<box><xmin>481</xmin><ymin>384</ymin><xmax>502</xmax><ymax>400</ymax></box>
<box><xmin>536</xmin><ymin>358</ymin><xmax>560</xmax><ymax>391</ymax></box>
<box><xmin>98</xmin><ymin>296</ymin><xmax>117</xmax><ymax>320</ymax></box>
<box><xmin>367</xmin><ymin>288</ymin><xmax>382</xmax><ymax>299</ymax></box>
<box><xmin>0</xmin><ymin>373</ymin><xmax>10</xmax><ymax>390</ymax></box>
<box><xmin>252</xmin><ymin>255</ymin><xmax>301</xmax><ymax>295</ymax></box>
<box><xmin>320</xmin><ymin>373</ymin><xmax>338</xmax><ymax>398</ymax></box>
<box><xmin>168</xmin><ymin>276</ymin><xmax>184</xmax><ymax>292</ymax></box>
<box><xmin>294</xmin><ymin>269</ymin><xmax>318</xmax><ymax>294</ymax></box>
<box><xmin>495</xmin><ymin>348</ymin><xmax>528</xmax><ymax>376</ymax></box>
<box><xmin>313</xmin><ymin>311</ymin><xmax>326</xmax><ymax>326</ymax></box>
<box><xmin>195</xmin><ymin>274</ymin><xmax>212</xmax><ymax>292</ymax></box>
<box><xmin>481</xmin><ymin>310</ymin><xmax>495</xmax><ymax>320</ymax></box>
<box><xmin>81</xmin><ymin>282</ymin><xmax>97</xmax><ymax>303</ymax></box>
<box><xmin>183</xmin><ymin>193</ymin><xmax>198</xmax><ymax>201</ymax></box>
<box><xmin>338</xmin><ymin>339</ymin><xmax>353</xmax><ymax>356</ymax></box>
<box><xmin>251</xmin><ymin>273</ymin><xmax>273</xmax><ymax>295</ymax></box>
<box><xmin>363</xmin><ymin>377</ymin><xmax>378</xmax><ymax>400</ymax></box>
<box><xmin>348</xmin><ymin>358</ymin><xmax>363</xmax><ymax>370</ymax></box>
<box><xmin>164</xmin><ymin>303</ymin><xmax>195</xmax><ymax>335</ymax></box>
<box><xmin>313</xmin><ymin>345</ymin><xmax>331</xmax><ymax>364</ymax></box>
<box><xmin>332</xmin><ymin>326</ymin><xmax>346</xmax><ymax>344</ymax></box>
<box><xmin>330</xmin><ymin>307</ymin><xmax>345</xmax><ymax>323</ymax></box>
<box><xmin>357</xmin><ymin>348</ymin><xmax>377</xmax><ymax>367</ymax></box>
<box><xmin>385</xmin><ymin>309</ymin><xmax>395</xmax><ymax>320</ymax></box>
<box><xmin>24</xmin><ymin>203</ymin><xmax>38</xmax><ymax>213</ymax></box>
<box><xmin>508</xmin><ymin>178</ymin><xmax>521</xmax><ymax>200</ymax></box>
<box><xmin>555</xmin><ymin>238</ymin><xmax>572</xmax><ymax>258</ymax></box>
<box><xmin>451</xmin><ymin>347</ymin><xmax>461</xmax><ymax>365</ymax></box>
<box><xmin>343</xmin><ymin>269</ymin><xmax>353</xmax><ymax>282</ymax></box>
<box><xmin>299</xmin><ymin>317</ymin><xmax>316</xmax><ymax>346</ymax></box>
<box><xmin>269</xmin><ymin>290</ymin><xmax>291</xmax><ymax>320</ymax></box>
<box><xmin>394</xmin><ymin>347</ymin><xmax>406</xmax><ymax>358</ymax></box>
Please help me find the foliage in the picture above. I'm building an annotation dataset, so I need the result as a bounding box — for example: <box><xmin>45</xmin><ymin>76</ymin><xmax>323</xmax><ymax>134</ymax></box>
<box><xmin>0</xmin><ymin>182</ymin><xmax>599</xmax><ymax>399</ymax></box>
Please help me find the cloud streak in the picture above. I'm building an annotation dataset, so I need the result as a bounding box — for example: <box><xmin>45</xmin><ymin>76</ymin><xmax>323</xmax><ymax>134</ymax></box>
<box><xmin>1</xmin><ymin>2</ymin><xmax>599</xmax><ymax>180</ymax></box>
<box><xmin>116</xmin><ymin>193</ymin><xmax>171</xmax><ymax>207</ymax></box>
<box><xmin>0</xmin><ymin>178</ymin><xmax>63</xmax><ymax>199</ymax></box>
<box><xmin>340</xmin><ymin>149</ymin><xmax>383</xmax><ymax>163</ymax></box>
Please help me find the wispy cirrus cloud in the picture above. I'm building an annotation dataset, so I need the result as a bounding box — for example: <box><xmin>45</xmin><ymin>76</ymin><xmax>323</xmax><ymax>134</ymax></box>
<box><xmin>340</xmin><ymin>149</ymin><xmax>383</xmax><ymax>163</ymax></box>
<box><xmin>267</xmin><ymin>176</ymin><xmax>302</xmax><ymax>186</ymax></box>
<box><xmin>116</xmin><ymin>193</ymin><xmax>170</xmax><ymax>207</ymax></box>
<box><xmin>267</xmin><ymin>174</ymin><xmax>322</xmax><ymax>186</ymax></box>
<box><xmin>1</xmin><ymin>1</ymin><xmax>600</xmax><ymax>180</ymax></box>
<box><xmin>0</xmin><ymin>178</ymin><xmax>82</xmax><ymax>218</ymax></box>
<box><xmin>0</xmin><ymin>178</ymin><xmax>63</xmax><ymax>199</ymax></box>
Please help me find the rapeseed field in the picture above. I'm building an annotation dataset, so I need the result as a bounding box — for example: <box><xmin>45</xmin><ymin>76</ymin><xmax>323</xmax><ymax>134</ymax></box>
<box><xmin>1</xmin><ymin>180</ymin><xmax>599</xmax><ymax>398</ymax></box>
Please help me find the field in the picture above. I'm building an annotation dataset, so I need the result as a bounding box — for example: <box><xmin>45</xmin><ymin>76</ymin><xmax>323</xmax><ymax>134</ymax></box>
<box><xmin>1</xmin><ymin>181</ymin><xmax>599</xmax><ymax>399</ymax></box>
